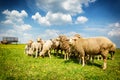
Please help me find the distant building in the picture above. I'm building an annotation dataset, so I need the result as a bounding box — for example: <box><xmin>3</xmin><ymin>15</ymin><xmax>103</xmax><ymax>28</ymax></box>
<box><xmin>1</xmin><ymin>37</ymin><xmax>18</xmax><ymax>44</ymax></box>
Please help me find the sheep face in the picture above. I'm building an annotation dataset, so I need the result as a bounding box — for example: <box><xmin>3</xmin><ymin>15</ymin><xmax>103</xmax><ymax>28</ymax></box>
<box><xmin>54</xmin><ymin>40</ymin><xmax>60</xmax><ymax>48</ymax></box>
<box><xmin>69</xmin><ymin>38</ymin><xmax>77</xmax><ymax>46</ymax></box>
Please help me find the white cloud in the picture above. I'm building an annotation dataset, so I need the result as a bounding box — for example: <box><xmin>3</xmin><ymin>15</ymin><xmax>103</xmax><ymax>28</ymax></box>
<box><xmin>108</xmin><ymin>22</ymin><xmax>120</xmax><ymax>37</ymax></box>
<box><xmin>75</xmin><ymin>16</ymin><xmax>88</xmax><ymax>24</ymax></box>
<box><xmin>2</xmin><ymin>9</ymin><xmax>28</xmax><ymax>18</ymax></box>
<box><xmin>2</xmin><ymin>10</ymin><xmax>28</xmax><ymax>25</ymax></box>
<box><xmin>32</xmin><ymin>12</ymin><xmax>51</xmax><ymax>26</ymax></box>
<box><xmin>32</xmin><ymin>0</ymin><xmax>96</xmax><ymax>26</ymax></box>
<box><xmin>14</xmin><ymin>24</ymin><xmax>32</xmax><ymax>31</ymax></box>
<box><xmin>61</xmin><ymin>0</ymin><xmax>83</xmax><ymax>15</ymax></box>
<box><xmin>32</xmin><ymin>12</ymin><xmax>72</xmax><ymax>26</ymax></box>
<box><xmin>1</xmin><ymin>10</ymin><xmax>32</xmax><ymax>31</ymax></box>
<box><xmin>47</xmin><ymin>12</ymin><xmax>72</xmax><ymax>25</ymax></box>
<box><xmin>35</xmin><ymin>0</ymin><xmax>96</xmax><ymax>15</ymax></box>
<box><xmin>107</xmin><ymin>22</ymin><xmax>120</xmax><ymax>48</ymax></box>
<box><xmin>108</xmin><ymin>29</ymin><xmax>120</xmax><ymax>37</ymax></box>
<box><xmin>1</xmin><ymin>10</ymin><xmax>32</xmax><ymax>43</ymax></box>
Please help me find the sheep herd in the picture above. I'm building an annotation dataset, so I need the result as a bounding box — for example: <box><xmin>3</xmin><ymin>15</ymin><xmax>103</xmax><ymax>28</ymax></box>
<box><xmin>24</xmin><ymin>34</ymin><xmax>116</xmax><ymax>70</ymax></box>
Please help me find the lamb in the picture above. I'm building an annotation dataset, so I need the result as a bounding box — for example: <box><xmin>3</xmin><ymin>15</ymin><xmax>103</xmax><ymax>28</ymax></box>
<box><xmin>39</xmin><ymin>40</ymin><xmax>53</xmax><ymax>58</ymax></box>
<box><xmin>69</xmin><ymin>36</ymin><xmax>116</xmax><ymax>70</ymax></box>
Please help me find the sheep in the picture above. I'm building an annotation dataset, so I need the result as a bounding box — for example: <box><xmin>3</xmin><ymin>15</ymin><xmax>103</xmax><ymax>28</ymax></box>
<box><xmin>95</xmin><ymin>37</ymin><xmax>116</xmax><ymax>61</ymax></box>
<box><xmin>39</xmin><ymin>39</ymin><xmax>53</xmax><ymax>58</ymax></box>
<box><xmin>58</xmin><ymin>35</ymin><xmax>71</xmax><ymax>60</ymax></box>
<box><xmin>69</xmin><ymin>36</ymin><xmax>116</xmax><ymax>70</ymax></box>
<box><xmin>51</xmin><ymin>38</ymin><xmax>60</xmax><ymax>56</ymax></box>
<box><xmin>73</xmin><ymin>34</ymin><xmax>116</xmax><ymax>60</ymax></box>
<box><xmin>29</xmin><ymin>38</ymin><xmax>43</xmax><ymax>58</ymax></box>
<box><xmin>69</xmin><ymin>34</ymin><xmax>82</xmax><ymax>58</ymax></box>
<box><xmin>24</xmin><ymin>40</ymin><xmax>33</xmax><ymax>56</ymax></box>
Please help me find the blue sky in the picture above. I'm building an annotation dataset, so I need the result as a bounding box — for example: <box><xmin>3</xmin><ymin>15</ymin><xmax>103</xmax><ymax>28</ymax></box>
<box><xmin>0</xmin><ymin>0</ymin><xmax>120</xmax><ymax>47</ymax></box>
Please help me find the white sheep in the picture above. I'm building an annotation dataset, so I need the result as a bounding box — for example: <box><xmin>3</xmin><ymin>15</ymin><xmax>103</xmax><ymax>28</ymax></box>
<box><xmin>24</xmin><ymin>40</ymin><xmax>33</xmax><ymax>56</ymax></box>
<box><xmin>27</xmin><ymin>38</ymin><xmax>43</xmax><ymax>58</ymax></box>
<box><xmin>39</xmin><ymin>40</ymin><xmax>53</xmax><ymax>58</ymax></box>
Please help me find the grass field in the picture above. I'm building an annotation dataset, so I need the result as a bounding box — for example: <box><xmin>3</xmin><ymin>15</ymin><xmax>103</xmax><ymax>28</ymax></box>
<box><xmin>0</xmin><ymin>44</ymin><xmax>120</xmax><ymax>80</ymax></box>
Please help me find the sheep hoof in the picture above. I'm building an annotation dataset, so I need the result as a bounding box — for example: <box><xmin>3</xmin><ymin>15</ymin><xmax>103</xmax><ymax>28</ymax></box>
<box><xmin>82</xmin><ymin>64</ymin><xmax>85</xmax><ymax>67</ymax></box>
<box><xmin>66</xmin><ymin>58</ymin><xmax>69</xmax><ymax>60</ymax></box>
<box><xmin>111</xmin><ymin>58</ymin><xmax>114</xmax><ymax>60</ymax></box>
<box><xmin>103</xmin><ymin>67</ymin><xmax>106</xmax><ymax>70</ymax></box>
<box><xmin>103</xmin><ymin>68</ymin><xmax>106</xmax><ymax>70</ymax></box>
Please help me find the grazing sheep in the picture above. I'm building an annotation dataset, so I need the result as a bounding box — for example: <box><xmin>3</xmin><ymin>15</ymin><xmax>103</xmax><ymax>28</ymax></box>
<box><xmin>69</xmin><ymin>36</ymin><xmax>116</xmax><ymax>70</ymax></box>
<box><xmin>58</xmin><ymin>35</ymin><xmax>71</xmax><ymax>60</ymax></box>
<box><xmin>39</xmin><ymin>40</ymin><xmax>53</xmax><ymax>58</ymax></box>
<box><xmin>73</xmin><ymin>34</ymin><xmax>116</xmax><ymax>60</ymax></box>
<box><xmin>30</xmin><ymin>38</ymin><xmax>43</xmax><ymax>58</ymax></box>
<box><xmin>24</xmin><ymin>40</ymin><xmax>33</xmax><ymax>56</ymax></box>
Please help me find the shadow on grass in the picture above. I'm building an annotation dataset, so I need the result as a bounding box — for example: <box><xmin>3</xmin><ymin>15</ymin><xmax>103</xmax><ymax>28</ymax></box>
<box><xmin>52</xmin><ymin>53</ymin><xmax>64</xmax><ymax>59</ymax></box>
<box><xmin>87</xmin><ymin>62</ymin><xmax>102</xmax><ymax>68</ymax></box>
<box><xmin>63</xmin><ymin>58</ymin><xmax>102</xmax><ymax>68</ymax></box>
<box><xmin>52</xmin><ymin>53</ymin><xmax>103</xmax><ymax>69</ymax></box>
<box><xmin>63</xmin><ymin>58</ymin><xmax>79</xmax><ymax>64</ymax></box>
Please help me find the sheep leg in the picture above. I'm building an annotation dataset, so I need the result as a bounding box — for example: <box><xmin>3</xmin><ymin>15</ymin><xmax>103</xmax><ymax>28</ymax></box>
<box><xmin>35</xmin><ymin>49</ymin><xmax>38</xmax><ymax>58</ymax></box>
<box><xmin>55</xmin><ymin>49</ymin><xmax>58</xmax><ymax>56</ymax></box>
<box><xmin>97</xmin><ymin>55</ymin><xmax>99</xmax><ymax>60</ymax></box>
<box><xmin>110</xmin><ymin>52</ymin><xmax>115</xmax><ymax>60</ymax></box>
<box><xmin>91</xmin><ymin>55</ymin><xmax>95</xmax><ymax>63</ymax></box>
<box><xmin>39</xmin><ymin>52</ymin><xmax>44</xmax><ymax>58</ymax></box>
<box><xmin>103</xmin><ymin>57</ymin><xmax>107</xmax><ymax>70</ymax></box>
<box><xmin>78</xmin><ymin>55</ymin><xmax>81</xmax><ymax>64</ymax></box>
<box><xmin>48</xmin><ymin>50</ymin><xmax>51</xmax><ymax>58</ymax></box>
<box><xmin>66</xmin><ymin>52</ymin><xmax>69</xmax><ymax>60</ymax></box>
<box><xmin>80</xmin><ymin>50</ymin><xmax>85</xmax><ymax>66</ymax></box>
<box><xmin>81</xmin><ymin>56</ymin><xmax>85</xmax><ymax>66</ymax></box>
<box><xmin>79</xmin><ymin>54</ymin><xmax>85</xmax><ymax>66</ymax></box>
<box><xmin>85</xmin><ymin>55</ymin><xmax>92</xmax><ymax>64</ymax></box>
<box><xmin>54</xmin><ymin>49</ymin><xmax>56</xmax><ymax>56</ymax></box>
<box><xmin>64</xmin><ymin>53</ymin><xmax>66</xmax><ymax>60</ymax></box>
<box><xmin>101</xmin><ymin>50</ymin><xmax>108</xmax><ymax>70</ymax></box>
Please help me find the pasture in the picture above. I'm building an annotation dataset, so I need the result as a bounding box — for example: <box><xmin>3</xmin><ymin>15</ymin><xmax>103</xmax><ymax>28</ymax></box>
<box><xmin>0</xmin><ymin>44</ymin><xmax>120</xmax><ymax>80</ymax></box>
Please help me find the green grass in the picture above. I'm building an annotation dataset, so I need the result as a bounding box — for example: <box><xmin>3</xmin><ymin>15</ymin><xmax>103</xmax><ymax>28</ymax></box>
<box><xmin>0</xmin><ymin>44</ymin><xmax>120</xmax><ymax>80</ymax></box>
